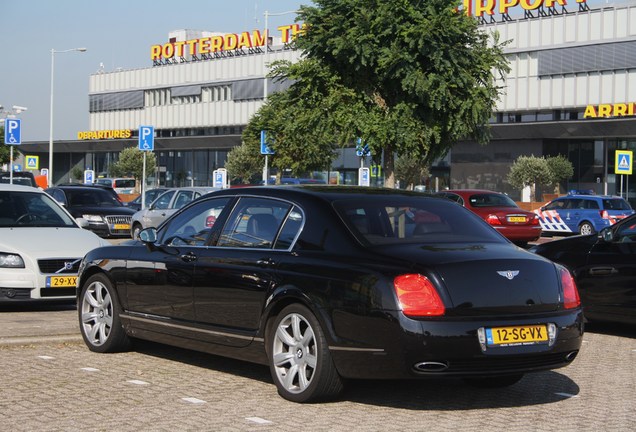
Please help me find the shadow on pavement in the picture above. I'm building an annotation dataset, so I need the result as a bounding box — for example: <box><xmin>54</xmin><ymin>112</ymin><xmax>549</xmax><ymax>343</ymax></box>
<box><xmin>131</xmin><ymin>339</ymin><xmax>579</xmax><ymax>409</ymax></box>
<box><xmin>0</xmin><ymin>301</ymin><xmax>76</xmax><ymax>313</ymax></box>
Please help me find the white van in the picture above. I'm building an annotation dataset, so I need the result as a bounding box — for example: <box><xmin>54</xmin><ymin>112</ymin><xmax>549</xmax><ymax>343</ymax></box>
<box><xmin>95</xmin><ymin>177</ymin><xmax>136</xmax><ymax>194</ymax></box>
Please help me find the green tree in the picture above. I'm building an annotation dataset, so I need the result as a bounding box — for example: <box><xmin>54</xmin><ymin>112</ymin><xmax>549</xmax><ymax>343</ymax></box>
<box><xmin>395</xmin><ymin>154</ymin><xmax>429</xmax><ymax>190</ymax></box>
<box><xmin>225</xmin><ymin>141</ymin><xmax>263</xmax><ymax>184</ymax></box>
<box><xmin>262</xmin><ymin>0</ymin><xmax>509</xmax><ymax>187</ymax></box>
<box><xmin>545</xmin><ymin>155</ymin><xmax>574</xmax><ymax>194</ymax></box>
<box><xmin>71</xmin><ymin>166</ymin><xmax>83</xmax><ymax>182</ymax></box>
<box><xmin>110</xmin><ymin>147</ymin><xmax>157</xmax><ymax>186</ymax></box>
<box><xmin>507</xmin><ymin>155</ymin><xmax>551</xmax><ymax>201</ymax></box>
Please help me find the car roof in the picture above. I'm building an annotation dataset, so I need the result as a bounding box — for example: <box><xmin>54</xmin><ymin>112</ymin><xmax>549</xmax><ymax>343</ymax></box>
<box><xmin>444</xmin><ymin>189</ymin><xmax>503</xmax><ymax>195</ymax></box>
<box><xmin>558</xmin><ymin>194</ymin><xmax>623</xmax><ymax>200</ymax></box>
<box><xmin>0</xmin><ymin>183</ymin><xmax>44</xmax><ymax>192</ymax></box>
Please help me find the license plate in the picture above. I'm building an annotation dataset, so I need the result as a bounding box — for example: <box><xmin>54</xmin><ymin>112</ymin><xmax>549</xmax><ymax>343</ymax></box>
<box><xmin>113</xmin><ymin>224</ymin><xmax>130</xmax><ymax>230</ymax></box>
<box><xmin>486</xmin><ymin>325</ymin><xmax>548</xmax><ymax>346</ymax></box>
<box><xmin>46</xmin><ymin>275</ymin><xmax>78</xmax><ymax>288</ymax></box>
<box><xmin>507</xmin><ymin>216</ymin><xmax>527</xmax><ymax>223</ymax></box>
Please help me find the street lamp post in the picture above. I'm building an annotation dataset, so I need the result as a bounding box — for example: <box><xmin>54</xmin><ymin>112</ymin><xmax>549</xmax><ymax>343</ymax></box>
<box><xmin>48</xmin><ymin>47</ymin><xmax>87</xmax><ymax>187</ymax></box>
<box><xmin>262</xmin><ymin>10</ymin><xmax>298</xmax><ymax>184</ymax></box>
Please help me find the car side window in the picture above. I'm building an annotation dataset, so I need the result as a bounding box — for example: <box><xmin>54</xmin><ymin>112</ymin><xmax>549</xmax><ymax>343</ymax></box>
<box><xmin>153</xmin><ymin>190</ymin><xmax>176</xmax><ymax>210</ymax></box>
<box><xmin>217</xmin><ymin>197</ymin><xmax>291</xmax><ymax>249</ymax></box>
<box><xmin>544</xmin><ymin>200</ymin><xmax>565</xmax><ymax>211</ymax></box>
<box><xmin>159</xmin><ymin>197</ymin><xmax>231</xmax><ymax>246</ymax></box>
<box><xmin>174</xmin><ymin>191</ymin><xmax>194</xmax><ymax>209</ymax></box>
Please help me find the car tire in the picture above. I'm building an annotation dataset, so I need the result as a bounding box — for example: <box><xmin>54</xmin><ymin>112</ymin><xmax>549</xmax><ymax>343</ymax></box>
<box><xmin>578</xmin><ymin>221</ymin><xmax>595</xmax><ymax>236</ymax></box>
<box><xmin>131</xmin><ymin>223</ymin><xmax>142</xmax><ymax>240</ymax></box>
<box><xmin>78</xmin><ymin>273</ymin><xmax>131</xmax><ymax>353</ymax></box>
<box><xmin>463</xmin><ymin>374</ymin><xmax>524</xmax><ymax>388</ymax></box>
<box><xmin>267</xmin><ymin>304</ymin><xmax>343</xmax><ymax>403</ymax></box>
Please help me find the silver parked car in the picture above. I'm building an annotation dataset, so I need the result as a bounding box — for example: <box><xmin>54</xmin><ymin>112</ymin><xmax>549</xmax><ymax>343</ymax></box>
<box><xmin>130</xmin><ymin>186</ymin><xmax>220</xmax><ymax>238</ymax></box>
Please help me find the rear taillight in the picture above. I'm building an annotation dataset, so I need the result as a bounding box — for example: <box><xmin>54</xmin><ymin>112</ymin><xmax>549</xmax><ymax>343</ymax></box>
<box><xmin>559</xmin><ymin>266</ymin><xmax>580</xmax><ymax>309</ymax></box>
<box><xmin>393</xmin><ymin>274</ymin><xmax>445</xmax><ymax>317</ymax></box>
<box><xmin>600</xmin><ymin>210</ymin><xmax>609</xmax><ymax>219</ymax></box>
<box><xmin>486</xmin><ymin>214</ymin><xmax>502</xmax><ymax>225</ymax></box>
<box><xmin>529</xmin><ymin>214</ymin><xmax>540</xmax><ymax>226</ymax></box>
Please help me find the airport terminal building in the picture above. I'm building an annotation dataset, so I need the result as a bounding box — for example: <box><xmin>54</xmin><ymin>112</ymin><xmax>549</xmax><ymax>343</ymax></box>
<box><xmin>21</xmin><ymin>0</ymin><xmax>636</xmax><ymax>201</ymax></box>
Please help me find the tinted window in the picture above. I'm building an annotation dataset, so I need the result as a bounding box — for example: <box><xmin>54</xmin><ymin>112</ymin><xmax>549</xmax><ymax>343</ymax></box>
<box><xmin>113</xmin><ymin>179</ymin><xmax>135</xmax><ymax>189</ymax></box>
<box><xmin>603</xmin><ymin>198</ymin><xmax>632</xmax><ymax>210</ymax></box>
<box><xmin>217</xmin><ymin>197</ymin><xmax>291</xmax><ymax>249</ymax></box>
<box><xmin>174</xmin><ymin>191</ymin><xmax>195</xmax><ymax>209</ymax></box>
<box><xmin>160</xmin><ymin>197</ymin><xmax>231</xmax><ymax>246</ymax></box>
<box><xmin>65</xmin><ymin>188</ymin><xmax>122</xmax><ymax>207</ymax></box>
<box><xmin>468</xmin><ymin>193</ymin><xmax>517</xmax><ymax>208</ymax></box>
<box><xmin>0</xmin><ymin>191</ymin><xmax>76</xmax><ymax>227</ymax></box>
<box><xmin>333</xmin><ymin>197</ymin><xmax>506</xmax><ymax>245</ymax></box>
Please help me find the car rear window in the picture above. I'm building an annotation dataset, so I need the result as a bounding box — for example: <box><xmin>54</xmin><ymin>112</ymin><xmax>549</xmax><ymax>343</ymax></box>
<box><xmin>333</xmin><ymin>196</ymin><xmax>507</xmax><ymax>246</ymax></box>
<box><xmin>468</xmin><ymin>193</ymin><xmax>518</xmax><ymax>208</ymax></box>
<box><xmin>114</xmin><ymin>179</ymin><xmax>136</xmax><ymax>189</ymax></box>
<box><xmin>603</xmin><ymin>198</ymin><xmax>632</xmax><ymax>210</ymax></box>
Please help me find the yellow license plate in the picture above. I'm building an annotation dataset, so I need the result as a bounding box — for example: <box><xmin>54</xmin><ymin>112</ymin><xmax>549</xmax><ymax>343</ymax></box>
<box><xmin>46</xmin><ymin>275</ymin><xmax>78</xmax><ymax>288</ymax></box>
<box><xmin>507</xmin><ymin>216</ymin><xmax>527</xmax><ymax>223</ymax></box>
<box><xmin>486</xmin><ymin>325</ymin><xmax>548</xmax><ymax>346</ymax></box>
<box><xmin>114</xmin><ymin>224</ymin><xmax>130</xmax><ymax>230</ymax></box>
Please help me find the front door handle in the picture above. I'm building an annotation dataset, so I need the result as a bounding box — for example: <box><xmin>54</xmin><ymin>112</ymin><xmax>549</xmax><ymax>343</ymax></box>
<box><xmin>589</xmin><ymin>267</ymin><xmax>617</xmax><ymax>276</ymax></box>
<box><xmin>180</xmin><ymin>251</ymin><xmax>197</xmax><ymax>262</ymax></box>
<box><xmin>257</xmin><ymin>258</ymin><xmax>275</xmax><ymax>267</ymax></box>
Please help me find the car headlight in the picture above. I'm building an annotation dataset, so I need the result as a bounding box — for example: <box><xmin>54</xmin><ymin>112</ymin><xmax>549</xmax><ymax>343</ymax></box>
<box><xmin>0</xmin><ymin>253</ymin><xmax>25</xmax><ymax>268</ymax></box>
<box><xmin>82</xmin><ymin>214</ymin><xmax>105</xmax><ymax>222</ymax></box>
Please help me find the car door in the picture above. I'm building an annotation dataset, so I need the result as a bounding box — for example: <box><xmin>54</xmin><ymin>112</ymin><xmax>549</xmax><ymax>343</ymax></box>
<box><xmin>578</xmin><ymin>222</ymin><xmax>636</xmax><ymax>323</ymax></box>
<box><xmin>125</xmin><ymin>196</ymin><xmax>232</xmax><ymax>322</ymax></box>
<box><xmin>192</xmin><ymin>197</ymin><xmax>298</xmax><ymax>347</ymax></box>
<box><xmin>143</xmin><ymin>190</ymin><xmax>176</xmax><ymax>228</ymax></box>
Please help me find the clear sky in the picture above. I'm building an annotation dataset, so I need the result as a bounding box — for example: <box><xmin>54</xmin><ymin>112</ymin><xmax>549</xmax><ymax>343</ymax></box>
<box><xmin>0</xmin><ymin>0</ymin><xmax>307</xmax><ymax>142</ymax></box>
<box><xmin>0</xmin><ymin>0</ymin><xmax>622</xmax><ymax>142</ymax></box>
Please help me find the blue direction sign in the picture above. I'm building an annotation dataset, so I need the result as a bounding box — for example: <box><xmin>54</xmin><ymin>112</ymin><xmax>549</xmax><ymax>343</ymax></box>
<box><xmin>260</xmin><ymin>130</ymin><xmax>275</xmax><ymax>155</ymax></box>
<box><xmin>615</xmin><ymin>150</ymin><xmax>633</xmax><ymax>175</ymax></box>
<box><xmin>4</xmin><ymin>119</ymin><xmax>21</xmax><ymax>145</ymax></box>
<box><xmin>138</xmin><ymin>126</ymin><xmax>154</xmax><ymax>151</ymax></box>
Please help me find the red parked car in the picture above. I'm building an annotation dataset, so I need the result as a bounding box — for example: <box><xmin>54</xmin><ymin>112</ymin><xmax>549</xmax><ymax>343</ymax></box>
<box><xmin>437</xmin><ymin>189</ymin><xmax>542</xmax><ymax>246</ymax></box>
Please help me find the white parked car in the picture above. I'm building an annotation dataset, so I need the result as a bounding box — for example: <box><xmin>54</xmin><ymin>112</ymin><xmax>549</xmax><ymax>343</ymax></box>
<box><xmin>130</xmin><ymin>186</ymin><xmax>220</xmax><ymax>239</ymax></box>
<box><xmin>0</xmin><ymin>184</ymin><xmax>110</xmax><ymax>303</ymax></box>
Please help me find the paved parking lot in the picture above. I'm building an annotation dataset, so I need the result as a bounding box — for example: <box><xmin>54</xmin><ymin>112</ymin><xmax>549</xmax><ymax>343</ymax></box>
<box><xmin>0</xmin><ymin>302</ymin><xmax>634</xmax><ymax>432</ymax></box>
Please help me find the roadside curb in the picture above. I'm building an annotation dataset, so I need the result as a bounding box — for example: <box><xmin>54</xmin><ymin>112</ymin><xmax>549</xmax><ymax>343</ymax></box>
<box><xmin>0</xmin><ymin>334</ymin><xmax>83</xmax><ymax>347</ymax></box>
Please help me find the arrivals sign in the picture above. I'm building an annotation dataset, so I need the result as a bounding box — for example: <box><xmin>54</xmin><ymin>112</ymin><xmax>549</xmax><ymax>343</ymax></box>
<box><xmin>584</xmin><ymin>103</ymin><xmax>636</xmax><ymax>119</ymax></box>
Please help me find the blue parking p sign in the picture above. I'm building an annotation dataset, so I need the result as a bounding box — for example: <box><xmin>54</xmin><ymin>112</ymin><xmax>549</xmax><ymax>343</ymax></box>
<box><xmin>139</xmin><ymin>126</ymin><xmax>154</xmax><ymax>151</ymax></box>
<box><xmin>4</xmin><ymin>119</ymin><xmax>21</xmax><ymax>145</ymax></box>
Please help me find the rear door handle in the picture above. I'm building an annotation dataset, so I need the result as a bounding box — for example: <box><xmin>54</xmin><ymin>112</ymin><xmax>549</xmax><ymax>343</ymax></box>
<box><xmin>180</xmin><ymin>252</ymin><xmax>197</xmax><ymax>262</ymax></box>
<box><xmin>257</xmin><ymin>258</ymin><xmax>275</xmax><ymax>267</ymax></box>
<box><xmin>589</xmin><ymin>267</ymin><xmax>617</xmax><ymax>275</ymax></box>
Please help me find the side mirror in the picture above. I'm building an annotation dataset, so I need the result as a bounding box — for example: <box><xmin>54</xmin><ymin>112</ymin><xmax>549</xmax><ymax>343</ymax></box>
<box><xmin>76</xmin><ymin>217</ymin><xmax>89</xmax><ymax>229</ymax></box>
<box><xmin>139</xmin><ymin>227</ymin><xmax>158</xmax><ymax>243</ymax></box>
<box><xmin>600</xmin><ymin>227</ymin><xmax>614</xmax><ymax>242</ymax></box>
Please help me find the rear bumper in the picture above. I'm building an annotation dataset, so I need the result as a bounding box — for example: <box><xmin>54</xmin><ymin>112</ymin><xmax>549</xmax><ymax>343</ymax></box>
<box><xmin>330</xmin><ymin>310</ymin><xmax>584</xmax><ymax>380</ymax></box>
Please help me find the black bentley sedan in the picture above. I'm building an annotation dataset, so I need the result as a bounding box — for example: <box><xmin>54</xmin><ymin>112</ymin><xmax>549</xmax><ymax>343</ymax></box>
<box><xmin>533</xmin><ymin>213</ymin><xmax>636</xmax><ymax>325</ymax></box>
<box><xmin>76</xmin><ymin>186</ymin><xmax>583</xmax><ymax>402</ymax></box>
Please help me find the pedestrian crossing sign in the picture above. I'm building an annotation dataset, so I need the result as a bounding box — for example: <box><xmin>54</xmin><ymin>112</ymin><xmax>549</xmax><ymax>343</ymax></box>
<box><xmin>615</xmin><ymin>150</ymin><xmax>633</xmax><ymax>175</ymax></box>
<box><xmin>26</xmin><ymin>155</ymin><xmax>39</xmax><ymax>170</ymax></box>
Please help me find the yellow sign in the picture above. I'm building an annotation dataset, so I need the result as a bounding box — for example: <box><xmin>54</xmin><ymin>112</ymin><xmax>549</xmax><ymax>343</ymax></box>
<box><xmin>77</xmin><ymin>129</ymin><xmax>132</xmax><ymax>140</ymax></box>
<box><xmin>584</xmin><ymin>103</ymin><xmax>636</xmax><ymax>118</ymax></box>
<box><xmin>615</xmin><ymin>150</ymin><xmax>633</xmax><ymax>175</ymax></box>
<box><xmin>25</xmin><ymin>155</ymin><xmax>39</xmax><ymax>170</ymax></box>
<box><xmin>463</xmin><ymin>0</ymin><xmax>586</xmax><ymax>17</ymax></box>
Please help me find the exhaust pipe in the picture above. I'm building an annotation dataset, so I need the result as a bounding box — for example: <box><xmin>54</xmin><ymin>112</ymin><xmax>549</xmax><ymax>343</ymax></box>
<box><xmin>565</xmin><ymin>351</ymin><xmax>578</xmax><ymax>361</ymax></box>
<box><xmin>413</xmin><ymin>361</ymin><xmax>449</xmax><ymax>372</ymax></box>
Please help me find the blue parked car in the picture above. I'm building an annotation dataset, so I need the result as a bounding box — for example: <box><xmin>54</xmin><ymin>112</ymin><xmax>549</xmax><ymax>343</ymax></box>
<box><xmin>534</xmin><ymin>192</ymin><xmax>634</xmax><ymax>235</ymax></box>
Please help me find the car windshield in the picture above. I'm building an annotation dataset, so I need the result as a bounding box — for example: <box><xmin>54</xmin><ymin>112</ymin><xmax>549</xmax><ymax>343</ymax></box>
<box><xmin>0</xmin><ymin>190</ymin><xmax>77</xmax><ymax>228</ymax></box>
<box><xmin>66</xmin><ymin>189</ymin><xmax>123</xmax><ymax>207</ymax></box>
<box><xmin>603</xmin><ymin>198</ymin><xmax>632</xmax><ymax>210</ymax></box>
<box><xmin>333</xmin><ymin>196</ymin><xmax>507</xmax><ymax>246</ymax></box>
<box><xmin>468</xmin><ymin>193</ymin><xmax>518</xmax><ymax>208</ymax></box>
<box><xmin>0</xmin><ymin>177</ymin><xmax>35</xmax><ymax>187</ymax></box>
